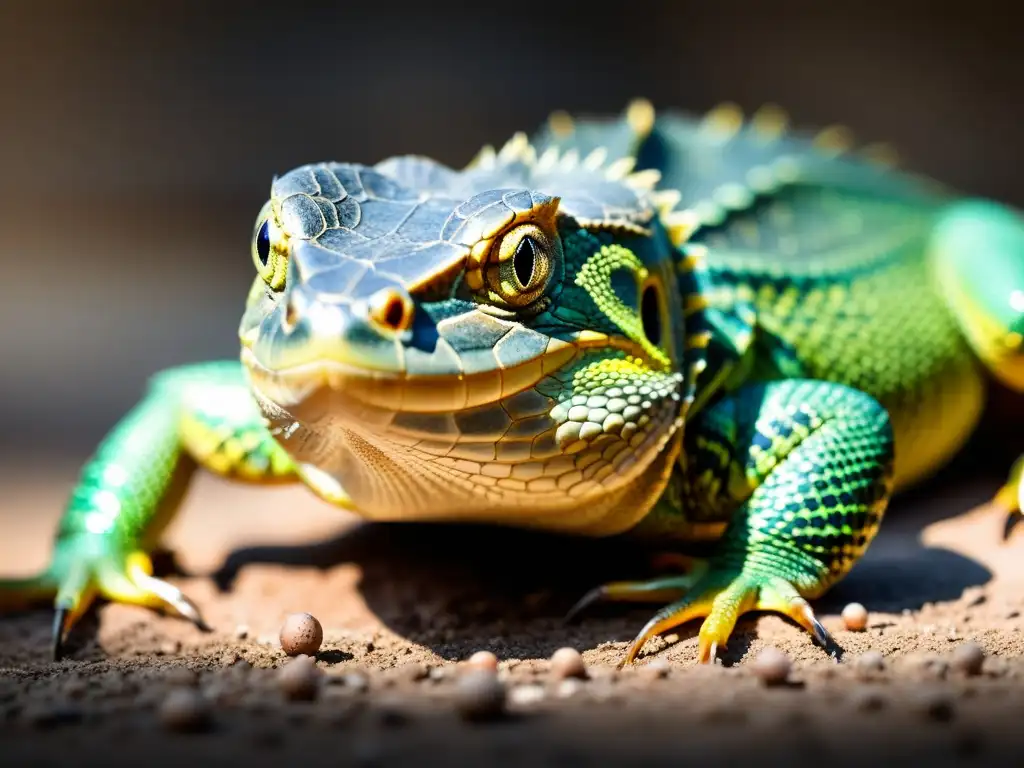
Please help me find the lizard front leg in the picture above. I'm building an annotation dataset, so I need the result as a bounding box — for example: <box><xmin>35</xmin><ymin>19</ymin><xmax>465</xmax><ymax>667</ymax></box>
<box><xmin>571</xmin><ymin>379</ymin><xmax>895</xmax><ymax>664</ymax></box>
<box><xmin>0</xmin><ymin>361</ymin><xmax>298</xmax><ymax>659</ymax></box>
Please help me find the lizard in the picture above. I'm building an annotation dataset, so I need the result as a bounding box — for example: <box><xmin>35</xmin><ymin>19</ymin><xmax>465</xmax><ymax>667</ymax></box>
<box><xmin>3</xmin><ymin>99</ymin><xmax>1023</xmax><ymax>665</ymax></box>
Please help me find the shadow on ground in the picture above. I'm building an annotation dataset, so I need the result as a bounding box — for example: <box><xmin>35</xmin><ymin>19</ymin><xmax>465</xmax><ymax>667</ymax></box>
<box><xmin>210</xmin><ymin>460</ymin><xmax>998</xmax><ymax>662</ymax></box>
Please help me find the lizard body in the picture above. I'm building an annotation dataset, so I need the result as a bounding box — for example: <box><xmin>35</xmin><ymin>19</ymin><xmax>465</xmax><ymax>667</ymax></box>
<box><xmin>4</xmin><ymin>100</ymin><xmax>1023</xmax><ymax>664</ymax></box>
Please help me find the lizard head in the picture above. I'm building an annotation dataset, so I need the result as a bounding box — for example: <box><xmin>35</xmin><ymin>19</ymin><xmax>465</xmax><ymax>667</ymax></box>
<box><xmin>239</xmin><ymin>132</ymin><xmax>689</xmax><ymax>534</ymax></box>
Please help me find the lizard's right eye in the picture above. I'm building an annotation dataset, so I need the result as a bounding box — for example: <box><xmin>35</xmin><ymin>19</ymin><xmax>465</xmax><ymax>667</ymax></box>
<box><xmin>255</xmin><ymin>220</ymin><xmax>271</xmax><ymax>267</ymax></box>
<box><xmin>252</xmin><ymin>213</ymin><xmax>288</xmax><ymax>290</ymax></box>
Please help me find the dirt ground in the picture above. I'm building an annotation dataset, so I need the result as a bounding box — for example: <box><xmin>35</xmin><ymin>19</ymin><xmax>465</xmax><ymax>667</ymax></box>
<box><xmin>3</xmin><ymin>442</ymin><xmax>1024</xmax><ymax>767</ymax></box>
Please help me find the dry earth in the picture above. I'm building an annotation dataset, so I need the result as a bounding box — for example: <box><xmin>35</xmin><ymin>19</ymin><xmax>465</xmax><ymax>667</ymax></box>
<box><xmin>3</xmin><ymin>431</ymin><xmax>1024</xmax><ymax>766</ymax></box>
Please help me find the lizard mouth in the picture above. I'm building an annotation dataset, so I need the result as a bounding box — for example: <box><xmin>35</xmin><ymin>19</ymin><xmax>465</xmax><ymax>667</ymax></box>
<box><xmin>240</xmin><ymin>341</ymin><xmax>579</xmax><ymax>415</ymax></box>
<box><xmin>240</xmin><ymin>330</ymin><xmax>661</xmax><ymax>416</ymax></box>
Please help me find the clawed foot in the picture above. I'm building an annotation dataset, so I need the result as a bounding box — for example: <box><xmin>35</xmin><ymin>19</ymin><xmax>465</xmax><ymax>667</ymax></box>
<box><xmin>2</xmin><ymin>542</ymin><xmax>210</xmax><ymax>661</ymax></box>
<box><xmin>567</xmin><ymin>560</ymin><xmax>840</xmax><ymax>666</ymax></box>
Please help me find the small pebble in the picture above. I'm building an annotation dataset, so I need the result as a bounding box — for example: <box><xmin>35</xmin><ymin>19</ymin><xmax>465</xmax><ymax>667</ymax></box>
<box><xmin>549</xmin><ymin>647</ymin><xmax>588</xmax><ymax>680</ymax></box>
<box><xmin>556</xmin><ymin>678</ymin><xmax>583</xmax><ymax>698</ymax></box>
<box><xmin>454</xmin><ymin>669</ymin><xmax>506</xmax><ymax>721</ymax></box>
<box><xmin>638</xmin><ymin>658</ymin><xmax>671</xmax><ymax>682</ymax></box>
<box><xmin>983</xmin><ymin>656</ymin><xmax>1009</xmax><ymax>677</ymax></box>
<box><xmin>277</xmin><ymin>656</ymin><xmax>323</xmax><ymax>701</ymax></box>
<box><xmin>466</xmin><ymin>650</ymin><xmax>499</xmax><ymax>673</ymax></box>
<box><xmin>950</xmin><ymin>641</ymin><xmax>985</xmax><ymax>676</ymax></box>
<box><xmin>342</xmin><ymin>671</ymin><xmax>370</xmax><ymax>692</ymax></box>
<box><xmin>751</xmin><ymin>647</ymin><xmax>792</xmax><ymax>686</ymax></box>
<box><xmin>508</xmin><ymin>684</ymin><xmax>546</xmax><ymax>708</ymax></box>
<box><xmin>158</xmin><ymin>689</ymin><xmax>211</xmax><ymax>732</ymax></box>
<box><xmin>841</xmin><ymin>602</ymin><xmax>869</xmax><ymax>632</ymax></box>
<box><xmin>854</xmin><ymin>650</ymin><xmax>886</xmax><ymax>678</ymax></box>
<box><xmin>279</xmin><ymin>612</ymin><xmax>323</xmax><ymax>656</ymax></box>
<box><xmin>159</xmin><ymin>640</ymin><xmax>182</xmax><ymax>655</ymax></box>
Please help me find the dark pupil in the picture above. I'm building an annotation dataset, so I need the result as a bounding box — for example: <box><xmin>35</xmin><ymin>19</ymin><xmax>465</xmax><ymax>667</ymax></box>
<box><xmin>641</xmin><ymin>283</ymin><xmax>662</xmax><ymax>345</ymax></box>
<box><xmin>256</xmin><ymin>220</ymin><xmax>271</xmax><ymax>266</ymax></box>
<box><xmin>513</xmin><ymin>236</ymin><xmax>536</xmax><ymax>289</ymax></box>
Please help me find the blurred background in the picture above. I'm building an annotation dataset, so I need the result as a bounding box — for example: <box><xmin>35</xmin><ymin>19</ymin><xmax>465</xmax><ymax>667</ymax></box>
<box><xmin>1</xmin><ymin>2</ymin><xmax>1021</xmax><ymax>456</ymax></box>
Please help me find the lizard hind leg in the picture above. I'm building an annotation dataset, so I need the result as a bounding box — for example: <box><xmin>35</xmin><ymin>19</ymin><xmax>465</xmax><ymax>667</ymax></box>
<box><xmin>575</xmin><ymin>379</ymin><xmax>895</xmax><ymax>666</ymax></box>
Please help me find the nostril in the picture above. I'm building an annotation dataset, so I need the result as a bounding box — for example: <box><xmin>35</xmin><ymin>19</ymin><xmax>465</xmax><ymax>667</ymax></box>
<box><xmin>368</xmin><ymin>287</ymin><xmax>414</xmax><ymax>334</ymax></box>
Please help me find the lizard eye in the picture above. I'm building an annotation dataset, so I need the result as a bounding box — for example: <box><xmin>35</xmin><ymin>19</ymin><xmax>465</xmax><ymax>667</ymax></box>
<box><xmin>255</xmin><ymin>220</ymin><xmax>271</xmax><ymax>267</ymax></box>
<box><xmin>252</xmin><ymin>210</ymin><xmax>288</xmax><ymax>290</ymax></box>
<box><xmin>484</xmin><ymin>223</ymin><xmax>558</xmax><ymax>308</ymax></box>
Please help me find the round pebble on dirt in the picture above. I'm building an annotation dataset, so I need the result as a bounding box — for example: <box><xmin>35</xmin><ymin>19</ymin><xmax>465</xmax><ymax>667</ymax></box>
<box><xmin>550</xmin><ymin>647</ymin><xmax>588</xmax><ymax>680</ymax></box>
<box><xmin>751</xmin><ymin>647</ymin><xmax>792</xmax><ymax>686</ymax></box>
<box><xmin>950</xmin><ymin>641</ymin><xmax>985</xmax><ymax>676</ymax></box>
<box><xmin>854</xmin><ymin>650</ymin><xmax>886</xmax><ymax>677</ymax></box>
<box><xmin>639</xmin><ymin>658</ymin><xmax>671</xmax><ymax>682</ymax></box>
<box><xmin>158</xmin><ymin>688</ymin><xmax>211</xmax><ymax>733</ymax></box>
<box><xmin>279</xmin><ymin>612</ymin><xmax>323</xmax><ymax>656</ymax></box>
<box><xmin>277</xmin><ymin>655</ymin><xmax>323</xmax><ymax>701</ymax></box>
<box><xmin>841</xmin><ymin>602</ymin><xmax>869</xmax><ymax>631</ymax></box>
<box><xmin>466</xmin><ymin>650</ymin><xmax>499</xmax><ymax>672</ymax></box>
<box><xmin>454</xmin><ymin>669</ymin><xmax>506</xmax><ymax>721</ymax></box>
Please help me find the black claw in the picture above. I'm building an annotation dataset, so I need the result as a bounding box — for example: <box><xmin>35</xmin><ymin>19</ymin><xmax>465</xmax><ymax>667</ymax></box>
<box><xmin>564</xmin><ymin>586</ymin><xmax>607</xmax><ymax>624</ymax></box>
<box><xmin>1002</xmin><ymin>511</ymin><xmax>1020</xmax><ymax>542</ymax></box>
<box><xmin>810</xmin><ymin>616</ymin><xmax>844</xmax><ymax>662</ymax></box>
<box><xmin>51</xmin><ymin>607</ymin><xmax>68</xmax><ymax>662</ymax></box>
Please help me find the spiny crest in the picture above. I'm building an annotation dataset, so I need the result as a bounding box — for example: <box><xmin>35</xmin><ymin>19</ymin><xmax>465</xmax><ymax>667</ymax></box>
<box><xmin>700</xmin><ymin>100</ymin><xmax>901</xmax><ymax>169</ymax></box>
<box><xmin>468</xmin><ymin>129</ymin><xmax>664</xmax><ymax>192</ymax></box>
<box><xmin>465</xmin><ymin>122</ymin><xmax>673</xmax><ymax>234</ymax></box>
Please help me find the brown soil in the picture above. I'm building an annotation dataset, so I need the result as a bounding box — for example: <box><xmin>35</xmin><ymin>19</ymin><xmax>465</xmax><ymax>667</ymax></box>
<box><xmin>2</xmin><ymin>453</ymin><xmax>1024</xmax><ymax>767</ymax></box>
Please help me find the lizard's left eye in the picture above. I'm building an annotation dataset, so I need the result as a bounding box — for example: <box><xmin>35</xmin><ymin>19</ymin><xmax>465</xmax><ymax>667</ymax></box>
<box><xmin>484</xmin><ymin>223</ymin><xmax>558</xmax><ymax>309</ymax></box>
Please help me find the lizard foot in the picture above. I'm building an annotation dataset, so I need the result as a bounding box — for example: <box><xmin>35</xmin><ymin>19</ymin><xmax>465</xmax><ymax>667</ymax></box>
<box><xmin>1</xmin><ymin>541</ymin><xmax>210</xmax><ymax>661</ymax></box>
<box><xmin>569</xmin><ymin>560</ymin><xmax>839</xmax><ymax>666</ymax></box>
<box><xmin>994</xmin><ymin>454</ymin><xmax>1024</xmax><ymax>540</ymax></box>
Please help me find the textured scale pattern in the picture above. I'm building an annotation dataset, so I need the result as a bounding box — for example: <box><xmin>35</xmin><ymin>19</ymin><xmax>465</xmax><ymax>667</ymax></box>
<box><xmin>684</xmin><ymin>379</ymin><xmax>894</xmax><ymax>591</ymax></box>
<box><xmin>5</xmin><ymin>99</ymin><xmax>1023</xmax><ymax>666</ymax></box>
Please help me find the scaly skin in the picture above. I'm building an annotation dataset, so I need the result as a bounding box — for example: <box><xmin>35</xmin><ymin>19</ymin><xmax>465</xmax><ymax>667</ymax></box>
<box><xmin>3</xmin><ymin>100</ymin><xmax>1022</xmax><ymax>665</ymax></box>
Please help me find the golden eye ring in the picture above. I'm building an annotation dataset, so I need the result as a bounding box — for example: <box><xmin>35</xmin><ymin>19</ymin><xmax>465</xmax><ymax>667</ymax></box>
<box><xmin>251</xmin><ymin>205</ymin><xmax>289</xmax><ymax>291</ymax></box>
<box><xmin>484</xmin><ymin>223</ymin><xmax>559</xmax><ymax>308</ymax></box>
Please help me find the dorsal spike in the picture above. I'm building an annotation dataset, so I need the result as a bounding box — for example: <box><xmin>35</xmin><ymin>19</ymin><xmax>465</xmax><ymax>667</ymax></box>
<box><xmin>700</xmin><ymin>102</ymin><xmax>744</xmax><ymax>139</ymax></box>
<box><xmin>582</xmin><ymin>146</ymin><xmax>609</xmax><ymax>171</ymax></box>
<box><xmin>625</xmin><ymin>168</ymin><xmax>662</xmax><ymax>191</ymax></box>
<box><xmin>650</xmin><ymin>189</ymin><xmax>682</xmax><ymax>215</ymax></box>
<box><xmin>625</xmin><ymin>97</ymin><xmax>656</xmax><ymax>138</ymax></box>
<box><xmin>498</xmin><ymin>132</ymin><xmax>530</xmax><ymax>162</ymax></box>
<box><xmin>662</xmin><ymin>209</ymin><xmax>701</xmax><ymax>246</ymax></box>
<box><xmin>547</xmin><ymin>109</ymin><xmax>575</xmax><ymax>138</ymax></box>
<box><xmin>751</xmin><ymin>103</ymin><xmax>789</xmax><ymax>140</ymax></box>
<box><xmin>558</xmin><ymin>148</ymin><xmax>580</xmax><ymax>170</ymax></box>
<box><xmin>536</xmin><ymin>146</ymin><xmax>560</xmax><ymax>172</ymax></box>
<box><xmin>468</xmin><ymin>144</ymin><xmax>497</xmax><ymax>170</ymax></box>
<box><xmin>604</xmin><ymin>156</ymin><xmax>637</xmax><ymax>180</ymax></box>
<box><xmin>813</xmin><ymin>124</ymin><xmax>855</xmax><ymax>155</ymax></box>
